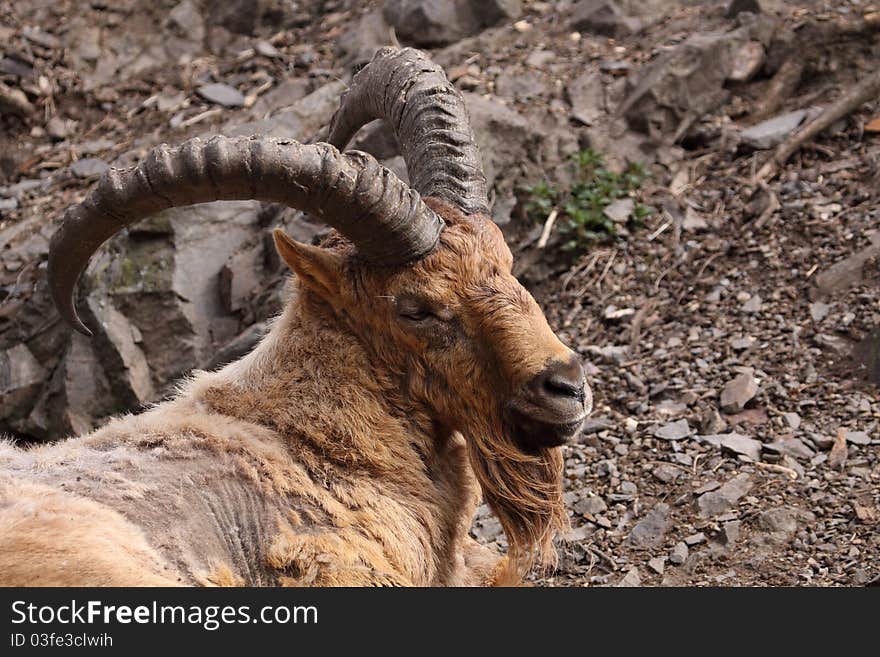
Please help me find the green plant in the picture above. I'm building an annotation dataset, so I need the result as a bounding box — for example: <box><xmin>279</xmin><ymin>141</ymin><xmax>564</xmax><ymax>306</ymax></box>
<box><xmin>525</xmin><ymin>149</ymin><xmax>652</xmax><ymax>252</ymax></box>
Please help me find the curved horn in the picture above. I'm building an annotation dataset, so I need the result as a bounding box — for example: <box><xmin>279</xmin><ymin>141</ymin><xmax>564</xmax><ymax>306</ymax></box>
<box><xmin>328</xmin><ymin>47</ymin><xmax>489</xmax><ymax>216</ymax></box>
<box><xmin>48</xmin><ymin>135</ymin><xmax>442</xmax><ymax>335</ymax></box>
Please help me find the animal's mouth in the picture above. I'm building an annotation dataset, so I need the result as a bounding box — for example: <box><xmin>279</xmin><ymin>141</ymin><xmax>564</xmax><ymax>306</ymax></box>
<box><xmin>502</xmin><ymin>353</ymin><xmax>591</xmax><ymax>453</ymax></box>
<box><xmin>504</xmin><ymin>404</ymin><xmax>586</xmax><ymax>453</ymax></box>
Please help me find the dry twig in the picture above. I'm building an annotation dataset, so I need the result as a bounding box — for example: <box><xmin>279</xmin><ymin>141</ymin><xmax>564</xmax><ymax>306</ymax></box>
<box><xmin>0</xmin><ymin>81</ymin><xmax>33</xmax><ymax>117</ymax></box>
<box><xmin>755</xmin><ymin>462</ymin><xmax>799</xmax><ymax>480</ymax></box>
<box><xmin>758</xmin><ymin>69</ymin><xmax>880</xmax><ymax>181</ymax></box>
<box><xmin>537</xmin><ymin>207</ymin><xmax>559</xmax><ymax>249</ymax></box>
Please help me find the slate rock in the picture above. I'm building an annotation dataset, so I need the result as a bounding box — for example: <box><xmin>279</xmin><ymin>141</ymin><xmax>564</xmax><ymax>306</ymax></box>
<box><xmin>629</xmin><ymin>503</ymin><xmax>671</xmax><ymax>548</ymax></box>
<box><xmin>205</xmin><ymin>0</ymin><xmax>303</xmax><ymax>35</ymax></box>
<box><xmin>25</xmin><ymin>333</ymin><xmax>117</xmax><ymax>438</ymax></box>
<box><xmin>741</xmin><ymin>294</ymin><xmax>763</xmax><ymax>313</ymax></box>
<box><xmin>384</xmin><ymin>0</ymin><xmax>520</xmax><ymax>47</ymax></box>
<box><xmin>205</xmin><ymin>322</ymin><xmax>267</xmax><ymax>371</ymax></box>
<box><xmin>570</xmin><ymin>0</ymin><xmax>643</xmax><ymax>37</ymax></box>
<box><xmin>220</xmin><ymin>245</ymin><xmax>263</xmax><ymax>313</ymax></box>
<box><xmin>648</xmin><ymin>557</ymin><xmax>666</xmax><ymax>575</ymax></box>
<box><xmin>255</xmin><ymin>40</ymin><xmax>281</xmax><ymax>58</ymax></box>
<box><xmin>813</xmin><ymin>232</ymin><xmax>880</xmax><ymax>300</ymax></box>
<box><xmin>652</xmin><ymin>464</ymin><xmax>681</xmax><ymax>484</ymax></box>
<box><xmin>844</xmin><ymin>430</ymin><xmax>871</xmax><ymax>446</ymax></box>
<box><xmin>720</xmin><ymin>372</ymin><xmax>758</xmax><ymax>413</ymax></box>
<box><xmin>669</xmin><ymin>542</ymin><xmax>688</xmax><ymax>565</ymax></box>
<box><xmin>250</xmin><ymin>78</ymin><xmax>312</xmax><ymax>115</ymax></box>
<box><xmin>727</xmin><ymin>41</ymin><xmax>765</xmax><ymax>82</ymax></box>
<box><xmin>84</xmin><ymin>298</ymin><xmax>155</xmax><ymax>408</ymax></box>
<box><xmin>756</xmin><ymin>507</ymin><xmax>815</xmax><ymax>542</ymax></box>
<box><xmin>782</xmin><ymin>412</ymin><xmax>801</xmax><ymax>430</ymax></box>
<box><xmin>47</xmin><ymin>116</ymin><xmax>71</xmax><ymax>140</ymax></box>
<box><xmin>0</xmin><ymin>344</ymin><xmax>46</xmax><ymax>419</ymax></box>
<box><xmin>617</xmin><ymin>566</ymin><xmax>642</xmax><ymax>587</ymax></box>
<box><xmin>22</xmin><ymin>26</ymin><xmax>61</xmax><ymax>49</ymax></box>
<box><xmin>574</xmin><ymin>495</ymin><xmax>608</xmax><ymax>516</ymax></box>
<box><xmin>619</xmin><ymin>26</ymin><xmax>756</xmax><ymax>136</ymax></box>
<box><xmin>604</xmin><ymin>198</ymin><xmax>634</xmax><ymax>224</ymax></box>
<box><xmin>70</xmin><ymin>158</ymin><xmax>109</xmax><ymax>179</ymax></box>
<box><xmin>335</xmin><ymin>10</ymin><xmax>396</xmax><ymax>68</ymax></box>
<box><xmin>726</xmin><ymin>0</ymin><xmax>762</xmax><ymax>18</ymax></box>
<box><xmin>764</xmin><ymin>437</ymin><xmax>814</xmax><ymax>461</ymax></box>
<box><xmin>716</xmin><ymin>520</ymin><xmax>741</xmax><ymax>546</ymax></box>
<box><xmin>809</xmin><ymin>301</ymin><xmax>829</xmax><ymax>322</ymax></box>
<box><xmin>525</xmin><ymin>48</ymin><xmax>555</xmax><ymax>68</ymax></box>
<box><xmin>197</xmin><ymin>82</ymin><xmax>246</xmax><ymax>107</ymax></box>
<box><xmin>740</xmin><ymin>110</ymin><xmax>807</xmax><ymax>150</ymax></box>
<box><xmin>807</xmin><ymin>432</ymin><xmax>834</xmax><ymax>451</ymax></box>
<box><xmin>730</xmin><ymin>336</ymin><xmax>755</xmax><ymax>351</ymax></box>
<box><xmin>168</xmin><ymin>0</ymin><xmax>205</xmax><ymax>43</ymax></box>
<box><xmin>495</xmin><ymin>70</ymin><xmax>549</xmax><ymax>102</ymax></box>
<box><xmin>472</xmin><ymin>0</ymin><xmax>522</xmax><ymax>26</ymax></box>
<box><xmin>701</xmin><ymin>408</ymin><xmax>728</xmax><ymax>434</ymax></box>
<box><xmin>694</xmin><ymin>480</ymin><xmax>721</xmax><ymax>495</ymax></box>
<box><xmin>0</xmin><ymin>56</ymin><xmax>34</xmax><ymax>79</ymax></box>
<box><xmin>585</xmin><ymin>344</ymin><xmax>629</xmax><ymax>364</ymax></box>
<box><xmin>581</xmin><ymin>416</ymin><xmax>614</xmax><ymax>434</ymax></box>
<box><xmin>653</xmin><ymin>419</ymin><xmax>692</xmax><ymax>441</ymax></box>
<box><xmin>566</xmin><ymin>70</ymin><xmax>604</xmax><ymax>125</ymax></box>
<box><xmin>697</xmin><ymin>473</ymin><xmax>752</xmax><ymax>518</ymax></box>
<box><xmin>720</xmin><ymin>433</ymin><xmax>762</xmax><ymax>461</ymax></box>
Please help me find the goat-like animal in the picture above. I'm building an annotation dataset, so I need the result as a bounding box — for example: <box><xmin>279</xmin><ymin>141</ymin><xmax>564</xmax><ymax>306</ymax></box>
<box><xmin>0</xmin><ymin>48</ymin><xmax>591</xmax><ymax>586</ymax></box>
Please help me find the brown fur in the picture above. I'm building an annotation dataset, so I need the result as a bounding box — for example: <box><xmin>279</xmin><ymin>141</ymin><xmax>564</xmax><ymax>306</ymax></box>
<box><xmin>0</xmin><ymin>200</ymin><xmax>579</xmax><ymax>586</ymax></box>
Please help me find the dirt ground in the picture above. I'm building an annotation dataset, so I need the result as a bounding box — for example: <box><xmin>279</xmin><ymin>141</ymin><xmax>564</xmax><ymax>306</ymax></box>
<box><xmin>1</xmin><ymin>0</ymin><xmax>878</xmax><ymax>586</ymax></box>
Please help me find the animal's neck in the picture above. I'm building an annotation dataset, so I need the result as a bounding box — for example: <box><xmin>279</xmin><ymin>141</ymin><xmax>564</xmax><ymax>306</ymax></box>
<box><xmin>207</xmin><ymin>288</ymin><xmax>439</xmax><ymax>472</ymax></box>
<box><xmin>185</xmin><ymin>288</ymin><xmax>485</xmax><ymax>585</ymax></box>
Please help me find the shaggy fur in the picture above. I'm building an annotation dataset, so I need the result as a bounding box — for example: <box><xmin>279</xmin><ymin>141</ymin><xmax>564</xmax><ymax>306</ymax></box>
<box><xmin>0</xmin><ymin>200</ymin><xmax>583</xmax><ymax>586</ymax></box>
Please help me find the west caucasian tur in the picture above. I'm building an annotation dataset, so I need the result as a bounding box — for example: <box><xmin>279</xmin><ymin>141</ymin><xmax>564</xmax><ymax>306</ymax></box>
<box><xmin>0</xmin><ymin>48</ymin><xmax>590</xmax><ymax>586</ymax></box>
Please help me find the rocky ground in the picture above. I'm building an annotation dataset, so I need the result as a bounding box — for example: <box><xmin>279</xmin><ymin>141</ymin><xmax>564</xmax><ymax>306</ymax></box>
<box><xmin>2</xmin><ymin>0</ymin><xmax>878</xmax><ymax>586</ymax></box>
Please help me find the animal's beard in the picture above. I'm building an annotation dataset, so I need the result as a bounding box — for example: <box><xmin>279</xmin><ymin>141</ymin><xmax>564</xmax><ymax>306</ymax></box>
<box><xmin>466</xmin><ymin>416</ymin><xmax>567</xmax><ymax>578</ymax></box>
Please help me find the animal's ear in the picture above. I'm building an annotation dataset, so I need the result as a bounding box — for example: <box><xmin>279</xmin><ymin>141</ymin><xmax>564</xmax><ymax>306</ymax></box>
<box><xmin>273</xmin><ymin>229</ymin><xmax>344</xmax><ymax>301</ymax></box>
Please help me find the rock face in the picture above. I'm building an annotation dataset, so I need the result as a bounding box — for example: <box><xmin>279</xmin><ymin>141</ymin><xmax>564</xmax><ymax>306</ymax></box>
<box><xmin>463</xmin><ymin>92</ymin><xmax>578</xmax><ymax>225</ymax></box>
<box><xmin>335</xmin><ymin>10</ymin><xmax>397</xmax><ymax>68</ymax></box>
<box><xmin>618</xmin><ymin>17</ymin><xmax>773</xmax><ymax>138</ymax></box>
<box><xmin>383</xmin><ymin>0</ymin><xmax>522</xmax><ymax>47</ymax></box>
<box><xmin>0</xmin><ymin>79</ymin><xmax>351</xmax><ymax>441</ymax></box>
<box><xmin>0</xmin><ymin>344</ymin><xmax>46</xmax><ymax>421</ymax></box>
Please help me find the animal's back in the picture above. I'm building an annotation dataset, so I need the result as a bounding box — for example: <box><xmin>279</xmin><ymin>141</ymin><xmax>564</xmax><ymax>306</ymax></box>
<box><xmin>0</xmin><ymin>401</ymin><xmax>295</xmax><ymax>586</ymax></box>
<box><xmin>0</xmin><ymin>386</ymin><xmax>460</xmax><ymax>586</ymax></box>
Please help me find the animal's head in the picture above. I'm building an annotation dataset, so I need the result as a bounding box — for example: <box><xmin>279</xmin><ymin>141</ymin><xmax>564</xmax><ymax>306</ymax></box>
<box><xmin>47</xmin><ymin>48</ymin><xmax>590</xmax><ymax>571</ymax></box>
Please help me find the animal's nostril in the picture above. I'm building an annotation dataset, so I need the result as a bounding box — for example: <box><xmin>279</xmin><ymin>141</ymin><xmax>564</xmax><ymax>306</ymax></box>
<box><xmin>542</xmin><ymin>376</ymin><xmax>584</xmax><ymax>401</ymax></box>
<box><xmin>534</xmin><ymin>354</ymin><xmax>587</xmax><ymax>405</ymax></box>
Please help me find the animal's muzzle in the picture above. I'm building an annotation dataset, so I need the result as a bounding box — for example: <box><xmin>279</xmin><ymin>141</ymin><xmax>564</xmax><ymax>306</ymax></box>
<box><xmin>505</xmin><ymin>352</ymin><xmax>591</xmax><ymax>452</ymax></box>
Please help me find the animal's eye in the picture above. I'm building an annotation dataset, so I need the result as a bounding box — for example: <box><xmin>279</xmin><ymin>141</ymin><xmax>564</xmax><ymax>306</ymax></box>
<box><xmin>395</xmin><ymin>296</ymin><xmax>450</xmax><ymax>324</ymax></box>
<box><xmin>400</xmin><ymin>308</ymin><xmax>435</xmax><ymax>322</ymax></box>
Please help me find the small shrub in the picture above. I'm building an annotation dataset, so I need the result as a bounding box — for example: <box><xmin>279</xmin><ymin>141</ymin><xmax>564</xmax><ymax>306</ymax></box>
<box><xmin>525</xmin><ymin>149</ymin><xmax>652</xmax><ymax>252</ymax></box>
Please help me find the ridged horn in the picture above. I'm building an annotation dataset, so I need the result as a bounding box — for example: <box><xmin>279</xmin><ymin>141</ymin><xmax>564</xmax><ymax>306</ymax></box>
<box><xmin>48</xmin><ymin>135</ymin><xmax>443</xmax><ymax>335</ymax></box>
<box><xmin>328</xmin><ymin>47</ymin><xmax>489</xmax><ymax>216</ymax></box>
